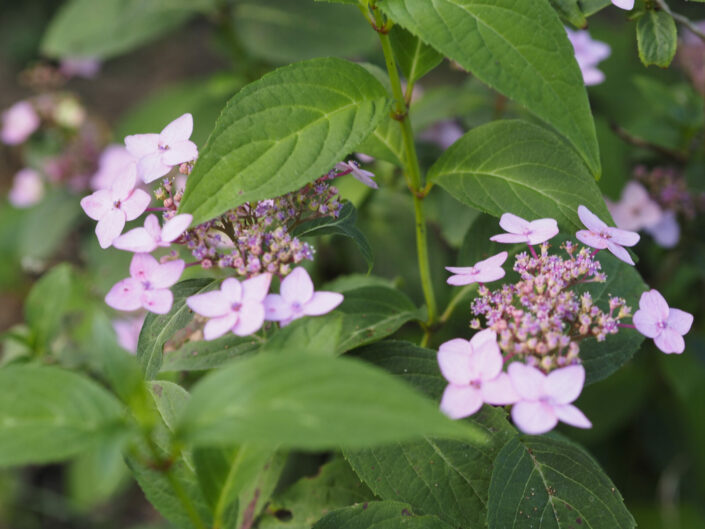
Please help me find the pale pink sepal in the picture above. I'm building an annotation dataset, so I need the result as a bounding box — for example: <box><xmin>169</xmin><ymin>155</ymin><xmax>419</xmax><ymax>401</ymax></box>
<box><xmin>633</xmin><ymin>289</ymin><xmax>693</xmax><ymax>354</ymax></box>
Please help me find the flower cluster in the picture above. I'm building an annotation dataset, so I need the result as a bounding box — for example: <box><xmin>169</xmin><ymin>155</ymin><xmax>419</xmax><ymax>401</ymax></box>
<box><xmin>439</xmin><ymin>207</ymin><xmax>693</xmax><ymax>435</ymax></box>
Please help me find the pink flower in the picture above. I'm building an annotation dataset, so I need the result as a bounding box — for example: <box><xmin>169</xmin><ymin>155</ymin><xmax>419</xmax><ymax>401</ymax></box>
<box><xmin>566</xmin><ymin>29</ymin><xmax>611</xmax><ymax>86</ymax></box>
<box><xmin>446</xmin><ymin>251</ymin><xmax>508</xmax><ymax>286</ymax></box>
<box><xmin>59</xmin><ymin>57</ymin><xmax>101</xmax><ymax>79</ymax></box>
<box><xmin>8</xmin><ymin>168</ymin><xmax>44</xmax><ymax>208</ymax></box>
<box><xmin>1</xmin><ymin>101</ymin><xmax>40</xmax><ymax>145</ymax></box>
<box><xmin>490</xmin><ymin>213</ymin><xmax>559</xmax><ymax>245</ymax></box>
<box><xmin>125</xmin><ymin>113</ymin><xmax>198</xmax><ymax>184</ymax></box>
<box><xmin>645</xmin><ymin>210</ymin><xmax>680</xmax><ymax>248</ymax></box>
<box><xmin>438</xmin><ymin>329</ymin><xmax>518</xmax><ymax>419</ymax></box>
<box><xmin>114</xmin><ymin>213</ymin><xmax>192</xmax><ymax>253</ymax></box>
<box><xmin>508</xmin><ymin>363</ymin><xmax>591</xmax><ymax>435</ymax></box>
<box><xmin>91</xmin><ymin>145</ymin><xmax>136</xmax><ymax>191</ymax></box>
<box><xmin>419</xmin><ymin>120</ymin><xmax>464</xmax><ymax>150</ymax></box>
<box><xmin>106</xmin><ymin>254</ymin><xmax>184</xmax><ymax>314</ymax></box>
<box><xmin>612</xmin><ymin>0</ymin><xmax>634</xmax><ymax>9</ymax></box>
<box><xmin>80</xmin><ymin>164</ymin><xmax>151</xmax><ymax>248</ymax></box>
<box><xmin>335</xmin><ymin>161</ymin><xmax>378</xmax><ymax>189</ymax></box>
<box><xmin>187</xmin><ymin>274</ymin><xmax>272</xmax><ymax>340</ymax></box>
<box><xmin>112</xmin><ymin>314</ymin><xmax>145</xmax><ymax>354</ymax></box>
<box><xmin>264</xmin><ymin>267</ymin><xmax>343</xmax><ymax>326</ymax></box>
<box><xmin>606</xmin><ymin>181</ymin><xmax>662</xmax><ymax>232</ymax></box>
<box><xmin>633</xmin><ymin>289</ymin><xmax>693</xmax><ymax>354</ymax></box>
<box><xmin>576</xmin><ymin>205</ymin><xmax>639</xmax><ymax>265</ymax></box>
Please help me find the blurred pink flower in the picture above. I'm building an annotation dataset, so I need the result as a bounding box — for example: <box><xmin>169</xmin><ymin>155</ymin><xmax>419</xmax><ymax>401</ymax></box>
<box><xmin>508</xmin><ymin>363</ymin><xmax>591</xmax><ymax>435</ymax></box>
<box><xmin>566</xmin><ymin>28</ymin><xmax>611</xmax><ymax>86</ymax></box>
<box><xmin>606</xmin><ymin>181</ymin><xmax>662</xmax><ymax>232</ymax></box>
<box><xmin>419</xmin><ymin>120</ymin><xmax>464</xmax><ymax>150</ymax></box>
<box><xmin>112</xmin><ymin>314</ymin><xmax>145</xmax><ymax>354</ymax></box>
<box><xmin>645</xmin><ymin>210</ymin><xmax>680</xmax><ymax>248</ymax></box>
<box><xmin>446</xmin><ymin>251</ymin><xmax>508</xmax><ymax>286</ymax></box>
<box><xmin>438</xmin><ymin>329</ymin><xmax>518</xmax><ymax>419</ymax></box>
<box><xmin>335</xmin><ymin>161</ymin><xmax>377</xmax><ymax>189</ymax></box>
<box><xmin>91</xmin><ymin>145</ymin><xmax>136</xmax><ymax>191</ymax></box>
<box><xmin>114</xmin><ymin>213</ymin><xmax>192</xmax><ymax>253</ymax></box>
<box><xmin>8</xmin><ymin>168</ymin><xmax>44</xmax><ymax>208</ymax></box>
<box><xmin>633</xmin><ymin>289</ymin><xmax>693</xmax><ymax>354</ymax></box>
<box><xmin>490</xmin><ymin>213</ymin><xmax>559</xmax><ymax>245</ymax></box>
<box><xmin>264</xmin><ymin>267</ymin><xmax>343</xmax><ymax>326</ymax></box>
<box><xmin>106</xmin><ymin>254</ymin><xmax>184</xmax><ymax>314</ymax></box>
<box><xmin>59</xmin><ymin>57</ymin><xmax>101</xmax><ymax>79</ymax></box>
<box><xmin>576</xmin><ymin>205</ymin><xmax>639</xmax><ymax>265</ymax></box>
<box><xmin>1</xmin><ymin>101</ymin><xmax>40</xmax><ymax>145</ymax></box>
<box><xmin>125</xmin><ymin>113</ymin><xmax>198</xmax><ymax>184</ymax></box>
<box><xmin>187</xmin><ymin>274</ymin><xmax>272</xmax><ymax>339</ymax></box>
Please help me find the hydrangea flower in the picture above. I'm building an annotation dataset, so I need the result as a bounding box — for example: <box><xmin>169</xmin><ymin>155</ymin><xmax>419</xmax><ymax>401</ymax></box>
<box><xmin>264</xmin><ymin>267</ymin><xmax>343</xmax><ymax>326</ymax></box>
<box><xmin>335</xmin><ymin>161</ymin><xmax>377</xmax><ymax>189</ymax></box>
<box><xmin>576</xmin><ymin>205</ymin><xmax>639</xmax><ymax>265</ymax></box>
<box><xmin>446</xmin><ymin>251</ymin><xmax>508</xmax><ymax>286</ymax></box>
<box><xmin>438</xmin><ymin>329</ymin><xmax>518</xmax><ymax>419</ymax></box>
<box><xmin>633</xmin><ymin>289</ymin><xmax>693</xmax><ymax>354</ymax></box>
<box><xmin>508</xmin><ymin>363</ymin><xmax>591</xmax><ymax>435</ymax></box>
<box><xmin>607</xmin><ymin>181</ymin><xmax>662</xmax><ymax>232</ymax></box>
<box><xmin>114</xmin><ymin>213</ymin><xmax>193</xmax><ymax>253</ymax></box>
<box><xmin>106</xmin><ymin>254</ymin><xmax>185</xmax><ymax>314</ymax></box>
<box><xmin>566</xmin><ymin>29</ymin><xmax>611</xmax><ymax>86</ymax></box>
<box><xmin>187</xmin><ymin>274</ymin><xmax>272</xmax><ymax>339</ymax></box>
<box><xmin>125</xmin><ymin>113</ymin><xmax>198</xmax><ymax>184</ymax></box>
<box><xmin>1</xmin><ymin>101</ymin><xmax>40</xmax><ymax>145</ymax></box>
<box><xmin>80</xmin><ymin>164</ymin><xmax>151</xmax><ymax>248</ymax></box>
<box><xmin>91</xmin><ymin>145</ymin><xmax>136</xmax><ymax>191</ymax></box>
<box><xmin>612</xmin><ymin>0</ymin><xmax>634</xmax><ymax>9</ymax></box>
<box><xmin>490</xmin><ymin>213</ymin><xmax>559</xmax><ymax>245</ymax></box>
<box><xmin>8</xmin><ymin>168</ymin><xmax>44</xmax><ymax>208</ymax></box>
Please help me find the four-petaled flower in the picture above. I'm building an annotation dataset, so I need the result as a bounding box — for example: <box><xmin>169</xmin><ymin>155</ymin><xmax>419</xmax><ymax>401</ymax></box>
<box><xmin>438</xmin><ymin>329</ymin><xmax>518</xmax><ymax>419</ymax></box>
<box><xmin>446</xmin><ymin>251</ymin><xmax>508</xmax><ymax>286</ymax></box>
<box><xmin>80</xmin><ymin>164</ymin><xmax>151</xmax><ymax>248</ymax></box>
<box><xmin>633</xmin><ymin>289</ymin><xmax>693</xmax><ymax>354</ymax></box>
<box><xmin>187</xmin><ymin>274</ymin><xmax>272</xmax><ymax>340</ymax></box>
<box><xmin>264</xmin><ymin>267</ymin><xmax>343</xmax><ymax>326</ymax></box>
<box><xmin>576</xmin><ymin>205</ymin><xmax>639</xmax><ymax>265</ymax></box>
<box><xmin>125</xmin><ymin>113</ymin><xmax>198</xmax><ymax>184</ymax></box>
<box><xmin>106</xmin><ymin>253</ymin><xmax>185</xmax><ymax>314</ymax></box>
<box><xmin>335</xmin><ymin>161</ymin><xmax>378</xmax><ymax>189</ymax></box>
<box><xmin>114</xmin><ymin>213</ymin><xmax>193</xmax><ymax>253</ymax></box>
<box><xmin>508</xmin><ymin>363</ymin><xmax>591</xmax><ymax>435</ymax></box>
<box><xmin>490</xmin><ymin>213</ymin><xmax>559</xmax><ymax>245</ymax></box>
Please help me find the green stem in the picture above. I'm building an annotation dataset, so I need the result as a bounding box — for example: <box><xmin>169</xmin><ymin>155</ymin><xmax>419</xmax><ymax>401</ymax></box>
<box><xmin>440</xmin><ymin>284</ymin><xmax>478</xmax><ymax>324</ymax></box>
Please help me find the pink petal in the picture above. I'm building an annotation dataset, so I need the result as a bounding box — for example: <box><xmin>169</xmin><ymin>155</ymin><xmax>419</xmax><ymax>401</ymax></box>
<box><xmin>203</xmin><ymin>313</ymin><xmax>238</xmax><ymax>341</ymax></box>
<box><xmin>351</xmin><ymin>166</ymin><xmax>378</xmax><ymax>189</ymax></box>
<box><xmin>511</xmin><ymin>401</ymin><xmax>558</xmax><ymax>435</ymax></box>
<box><xmin>437</xmin><ymin>338</ymin><xmax>473</xmax><ymax>385</ymax></box>
<box><xmin>110</xmin><ymin>165</ymin><xmax>138</xmax><ymax>201</ymax></box>
<box><xmin>242</xmin><ymin>273</ymin><xmax>272</xmax><ymax>302</ymax></box>
<box><xmin>105</xmin><ymin>278</ymin><xmax>144</xmax><ymax>311</ymax></box>
<box><xmin>646</xmin><ymin>211</ymin><xmax>679</xmax><ymax>248</ymax></box>
<box><xmin>440</xmin><ymin>384</ymin><xmax>483</xmax><ymax>420</ymax></box>
<box><xmin>138</xmin><ymin>152</ymin><xmax>172</xmax><ymax>184</ymax></box>
<box><xmin>667</xmin><ymin>308</ymin><xmax>693</xmax><ymax>336</ymax></box>
<box><xmin>527</xmin><ymin>219</ymin><xmax>559</xmax><ymax>245</ymax></box>
<box><xmin>633</xmin><ymin>309</ymin><xmax>660</xmax><ymax>338</ymax></box>
<box><xmin>130</xmin><ymin>253</ymin><xmax>159</xmax><ymax>282</ymax></box>
<box><xmin>578</xmin><ymin>205</ymin><xmax>607</xmax><ymax>232</ymax></box>
<box><xmin>264</xmin><ymin>294</ymin><xmax>293</xmax><ymax>322</ymax></box>
<box><xmin>545</xmin><ymin>365</ymin><xmax>585</xmax><ymax>404</ymax></box>
<box><xmin>160</xmin><ymin>113</ymin><xmax>193</xmax><ymax>145</ymax></box>
<box><xmin>9</xmin><ymin>169</ymin><xmax>44</xmax><ymax>208</ymax></box>
<box><xmin>221</xmin><ymin>278</ymin><xmax>243</xmax><ymax>303</ymax></box>
<box><xmin>445</xmin><ymin>265</ymin><xmax>476</xmax><ymax>275</ymax></box>
<box><xmin>508</xmin><ymin>362</ymin><xmax>545</xmax><ymax>401</ymax></box>
<box><xmin>125</xmin><ymin>133</ymin><xmax>159</xmax><ymax>159</ymax></box>
<box><xmin>607</xmin><ymin>227</ymin><xmax>639</xmax><ymax>247</ymax></box>
<box><xmin>481</xmin><ymin>373</ymin><xmax>519</xmax><ymax>405</ymax></box>
<box><xmin>281</xmin><ymin>267</ymin><xmax>314</xmax><ymax>304</ymax></box>
<box><xmin>612</xmin><ymin>0</ymin><xmax>634</xmax><ymax>9</ymax></box>
<box><xmin>654</xmin><ymin>329</ymin><xmax>686</xmax><ymax>354</ymax></box>
<box><xmin>479</xmin><ymin>251</ymin><xmax>509</xmax><ymax>269</ymax></box>
<box><xmin>576</xmin><ymin>229</ymin><xmax>608</xmax><ymax>249</ymax></box>
<box><xmin>161</xmin><ymin>214</ymin><xmax>192</xmax><ymax>243</ymax></box>
<box><xmin>162</xmin><ymin>140</ymin><xmax>198</xmax><ymax>166</ymax></box>
<box><xmin>554</xmin><ymin>404</ymin><xmax>592</xmax><ymax>429</ymax></box>
<box><xmin>232</xmin><ymin>302</ymin><xmax>265</xmax><ymax>336</ymax></box>
<box><xmin>470</xmin><ymin>329</ymin><xmax>502</xmax><ymax>380</ymax></box>
<box><xmin>303</xmin><ymin>292</ymin><xmax>344</xmax><ymax>316</ymax></box>
<box><xmin>606</xmin><ymin>241</ymin><xmax>634</xmax><ymax>265</ymax></box>
<box><xmin>144</xmin><ymin>214</ymin><xmax>162</xmax><ymax>239</ymax></box>
<box><xmin>490</xmin><ymin>233</ymin><xmax>528</xmax><ymax>244</ymax></box>
<box><xmin>148</xmin><ymin>260</ymin><xmax>185</xmax><ymax>289</ymax></box>
<box><xmin>581</xmin><ymin>67</ymin><xmax>605</xmax><ymax>86</ymax></box>
<box><xmin>142</xmin><ymin>288</ymin><xmax>174</xmax><ymax>314</ymax></box>
<box><xmin>499</xmin><ymin>213</ymin><xmax>529</xmax><ymax>234</ymax></box>
<box><xmin>187</xmin><ymin>291</ymin><xmax>231</xmax><ymax>318</ymax></box>
<box><xmin>447</xmin><ymin>273</ymin><xmax>479</xmax><ymax>286</ymax></box>
<box><xmin>113</xmin><ymin>227</ymin><xmax>157</xmax><ymax>253</ymax></box>
<box><xmin>121</xmin><ymin>189</ymin><xmax>151</xmax><ymax>221</ymax></box>
<box><xmin>474</xmin><ymin>266</ymin><xmax>506</xmax><ymax>283</ymax></box>
<box><xmin>639</xmin><ymin>289</ymin><xmax>670</xmax><ymax>322</ymax></box>
<box><xmin>80</xmin><ymin>190</ymin><xmax>111</xmax><ymax>220</ymax></box>
<box><xmin>96</xmin><ymin>208</ymin><xmax>126</xmax><ymax>248</ymax></box>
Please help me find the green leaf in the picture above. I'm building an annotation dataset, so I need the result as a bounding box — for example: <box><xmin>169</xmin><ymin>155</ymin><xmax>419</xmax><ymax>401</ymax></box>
<box><xmin>378</xmin><ymin>0</ymin><xmax>600</xmax><ymax>175</ymax></box>
<box><xmin>161</xmin><ymin>333</ymin><xmax>259</xmax><ymax>372</ymax></box>
<box><xmin>137</xmin><ymin>279</ymin><xmax>216</xmax><ymax>379</ymax></box>
<box><xmin>428</xmin><ymin>120</ymin><xmax>610</xmax><ymax>231</ymax></box>
<box><xmin>487</xmin><ymin>436</ymin><xmax>635</xmax><ymax>529</ymax></box>
<box><xmin>313</xmin><ymin>501</ymin><xmax>455</xmax><ymax>529</ymax></box>
<box><xmin>549</xmin><ymin>0</ymin><xmax>587</xmax><ymax>28</ymax></box>
<box><xmin>346</xmin><ymin>341</ymin><xmax>517</xmax><ymax>528</ymax></box>
<box><xmin>24</xmin><ymin>263</ymin><xmax>74</xmax><ymax>353</ymax></box>
<box><xmin>293</xmin><ymin>202</ymin><xmax>373</xmax><ymax>270</ymax></box>
<box><xmin>637</xmin><ymin>10</ymin><xmax>678</xmax><ymax>68</ymax></box>
<box><xmin>179</xmin><ymin>58</ymin><xmax>390</xmax><ymax>224</ymax></box>
<box><xmin>578</xmin><ymin>0</ymin><xmax>611</xmax><ymax>16</ymax></box>
<box><xmin>178</xmin><ymin>353</ymin><xmax>484</xmax><ymax>450</ymax></box>
<box><xmin>149</xmin><ymin>381</ymin><xmax>190</xmax><ymax>433</ymax></box>
<box><xmin>390</xmin><ymin>26</ymin><xmax>444</xmax><ymax>84</ymax></box>
<box><xmin>0</xmin><ymin>366</ymin><xmax>126</xmax><ymax>466</ymax></box>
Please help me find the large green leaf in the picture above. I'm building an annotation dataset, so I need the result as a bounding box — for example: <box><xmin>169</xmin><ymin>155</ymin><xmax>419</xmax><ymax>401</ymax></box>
<box><xmin>390</xmin><ymin>26</ymin><xmax>444</xmax><ymax>85</ymax></box>
<box><xmin>428</xmin><ymin>120</ymin><xmax>610</xmax><ymax>231</ymax></box>
<box><xmin>24</xmin><ymin>263</ymin><xmax>74</xmax><ymax>353</ymax></box>
<box><xmin>177</xmin><ymin>353</ymin><xmax>484</xmax><ymax>450</ymax></box>
<box><xmin>0</xmin><ymin>366</ymin><xmax>126</xmax><ymax>466</ymax></box>
<box><xmin>312</xmin><ymin>501</ymin><xmax>455</xmax><ymax>529</ymax></box>
<box><xmin>637</xmin><ymin>10</ymin><xmax>678</xmax><ymax>68</ymax></box>
<box><xmin>161</xmin><ymin>334</ymin><xmax>259</xmax><ymax>372</ymax></box>
<box><xmin>179</xmin><ymin>58</ymin><xmax>390</xmax><ymax>224</ymax></box>
<box><xmin>487</xmin><ymin>436</ymin><xmax>635</xmax><ymax>529</ymax></box>
<box><xmin>378</xmin><ymin>0</ymin><xmax>600</xmax><ymax>175</ymax></box>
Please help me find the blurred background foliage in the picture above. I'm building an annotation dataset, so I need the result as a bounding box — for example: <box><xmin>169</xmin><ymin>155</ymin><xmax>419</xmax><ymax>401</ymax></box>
<box><xmin>0</xmin><ymin>0</ymin><xmax>704</xmax><ymax>528</ymax></box>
